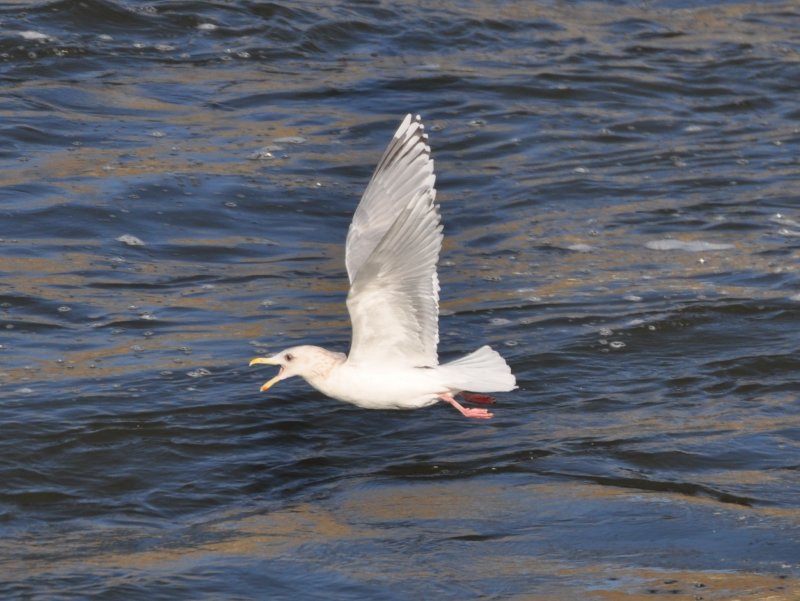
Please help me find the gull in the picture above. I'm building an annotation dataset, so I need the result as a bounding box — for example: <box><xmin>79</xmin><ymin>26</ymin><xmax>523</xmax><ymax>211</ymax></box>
<box><xmin>250</xmin><ymin>114</ymin><xmax>516</xmax><ymax>419</ymax></box>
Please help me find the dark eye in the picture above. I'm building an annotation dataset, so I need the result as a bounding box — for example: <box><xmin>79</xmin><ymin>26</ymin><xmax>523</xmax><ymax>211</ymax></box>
<box><xmin>285</xmin><ymin>353</ymin><xmax>294</xmax><ymax>362</ymax></box>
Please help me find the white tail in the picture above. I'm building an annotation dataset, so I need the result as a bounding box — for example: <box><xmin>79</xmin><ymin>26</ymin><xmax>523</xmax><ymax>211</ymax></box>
<box><xmin>438</xmin><ymin>345</ymin><xmax>516</xmax><ymax>393</ymax></box>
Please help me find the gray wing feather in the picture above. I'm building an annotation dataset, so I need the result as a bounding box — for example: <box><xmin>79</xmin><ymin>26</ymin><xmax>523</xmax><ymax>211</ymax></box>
<box><xmin>345</xmin><ymin>114</ymin><xmax>435</xmax><ymax>283</ymax></box>
<box><xmin>345</xmin><ymin>115</ymin><xmax>441</xmax><ymax>366</ymax></box>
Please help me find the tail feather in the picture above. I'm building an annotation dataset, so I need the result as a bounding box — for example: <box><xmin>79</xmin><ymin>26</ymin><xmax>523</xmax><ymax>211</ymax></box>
<box><xmin>438</xmin><ymin>345</ymin><xmax>516</xmax><ymax>393</ymax></box>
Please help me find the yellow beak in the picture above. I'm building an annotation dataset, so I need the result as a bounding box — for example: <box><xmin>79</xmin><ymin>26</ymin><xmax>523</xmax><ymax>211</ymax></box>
<box><xmin>249</xmin><ymin>357</ymin><xmax>283</xmax><ymax>393</ymax></box>
<box><xmin>258</xmin><ymin>373</ymin><xmax>282</xmax><ymax>392</ymax></box>
<box><xmin>249</xmin><ymin>357</ymin><xmax>278</xmax><ymax>367</ymax></box>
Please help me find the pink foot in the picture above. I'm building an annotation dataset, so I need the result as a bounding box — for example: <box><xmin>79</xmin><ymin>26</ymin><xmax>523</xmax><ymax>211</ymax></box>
<box><xmin>439</xmin><ymin>393</ymin><xmax>494</xmax><ymax>420</ymax></box>
<box><xmin>461</xmin><ymin>392</ymin><xmax>496</xmax><ymax>405</ymax></box>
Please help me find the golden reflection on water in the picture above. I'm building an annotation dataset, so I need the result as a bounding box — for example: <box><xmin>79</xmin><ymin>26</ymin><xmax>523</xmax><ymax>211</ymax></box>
<box><xmin>1</xmin><ymin>479</ymin><xmax>796</xmax><ymax>600</ymax></box>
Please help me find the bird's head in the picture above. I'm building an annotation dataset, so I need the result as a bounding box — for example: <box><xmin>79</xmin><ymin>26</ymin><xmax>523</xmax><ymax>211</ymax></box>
<box><xmin>249</xmin><ymin>345</ymin><xmax>339</xmax><ymax>392</ymax></box>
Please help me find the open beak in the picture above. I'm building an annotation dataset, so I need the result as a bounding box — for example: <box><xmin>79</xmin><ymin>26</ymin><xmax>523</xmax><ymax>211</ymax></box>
<box><xmin>249</xmin><ymin>357</ymin><xmax>284</xmax><ymax>392</ymax></box>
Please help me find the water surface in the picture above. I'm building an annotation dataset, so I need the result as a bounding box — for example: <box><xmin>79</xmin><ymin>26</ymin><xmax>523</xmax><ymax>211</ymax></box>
<box><xmin>1</xmin><ymin>1</ymin><xmax>799</xmax><ymax>599</ymax></box>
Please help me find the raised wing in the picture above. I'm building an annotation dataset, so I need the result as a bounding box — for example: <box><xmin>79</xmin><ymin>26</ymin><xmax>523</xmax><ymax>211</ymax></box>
<box><xmin>345</xmin><ymin>115</ymin><xmax>441</xmax><ymax>367</ymax></box>
<box><xmin>345</xmin><ymin>114</ymin><xmax>435</xmax><ymax>283</ymax></box>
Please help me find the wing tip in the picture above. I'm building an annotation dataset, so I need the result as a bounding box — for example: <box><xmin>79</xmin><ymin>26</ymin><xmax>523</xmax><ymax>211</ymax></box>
<box><xmin>395</xmin><ymin>113</ymin><xmax>428</xmax><ymax>144</ymax></box>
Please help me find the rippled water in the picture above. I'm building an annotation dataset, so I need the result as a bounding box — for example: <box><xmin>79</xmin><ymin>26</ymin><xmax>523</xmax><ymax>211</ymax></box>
<box><xmin>2</xmin><ymin>1</ymin><xmax>800</xmax><ymax>599</ymax></box>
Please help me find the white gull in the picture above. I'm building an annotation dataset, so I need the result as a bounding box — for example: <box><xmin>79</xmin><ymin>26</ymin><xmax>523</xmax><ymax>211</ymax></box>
<box><xmin>250</xmin><ymin>114</ymin><xmax>516</xmax><ymax>419</ymax></box>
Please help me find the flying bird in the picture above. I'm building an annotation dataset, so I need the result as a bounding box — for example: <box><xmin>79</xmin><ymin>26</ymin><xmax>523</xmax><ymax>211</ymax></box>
<box><xmin>250</xmin><ymin>114</ymin><xmax>516</xmax><ymax>419</ymax></box>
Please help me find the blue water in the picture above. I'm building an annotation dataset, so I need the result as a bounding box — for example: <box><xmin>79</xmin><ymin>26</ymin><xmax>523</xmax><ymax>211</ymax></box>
<box><xmin>1</xmin><ymin>1</ymin><xmax>799</xmax><ymax>599</ymax></box>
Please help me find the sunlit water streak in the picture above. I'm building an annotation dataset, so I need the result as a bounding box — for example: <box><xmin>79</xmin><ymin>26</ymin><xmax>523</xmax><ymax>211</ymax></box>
<box><xmin>1</xmin><ymin>1</ymin><xmax>799</xmax><ymax>599</ymax></box>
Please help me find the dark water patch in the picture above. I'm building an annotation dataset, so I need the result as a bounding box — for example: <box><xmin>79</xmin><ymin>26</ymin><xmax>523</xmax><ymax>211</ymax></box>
<box><xmin>377</xmin><ymin>448</ymin><xmax>554</xmax><ymax>481</ymax></box>
<box><xmin>21</xmin><ymin>0</ymin><xmax>161</xmax><ymax>33</ymax></box>
<box><xmin>694</xmin><ymin>95</ymin><xmax>777</xmax><ymax>115</ymax></box>
<box><xmin>0</xmin><ymin>318</ymin><xmax>69</xmax><ymax>334</ymax></box>
<box><xmin>2</xmin><ymin>204</ymin><xmax>118</xmax><ymax>239</ymax></box>
<box><xmin>0</xmin><ymin>123</ymin><xmax>79</xmax><ymax>148</ymax></box>
<box><xmin>697</xmin><ymin>267</ymin><xmax>798</xmax><ymax>290</ymax></box>
<box><xmin>22</xmin><ymin>84</ymin><xmax>158</xmax><ymax>119</ymax></box>
<box><xmin>572</xmin><ymin>473</ymin><xmax>758</xmax><ymax>507</ymax></box>
<box><xmin>87</xmin><ymin>273</ymin><xmax>238</xmax><ymax>291</ymax></box>
<box><xmin>608</xmin><ymin>17</ymin><xmax>681</xmax><ymax>38</ymax></box>
<box><xmin>704</xmin><ymin>352</ymin><xmax>800</xmax><ymax>383</ymax></box>
<box><xmin>300</xmin><ymin>19</ymin><xmax>394</xmax><ymax>55</ymax></box>
<box><xmin>0</xmin><ymin>293</ymin><xmax>81</xmax><ymax>316</ymax></box>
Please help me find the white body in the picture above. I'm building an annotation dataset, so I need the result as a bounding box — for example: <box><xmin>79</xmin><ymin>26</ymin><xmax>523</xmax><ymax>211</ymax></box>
<box><xmin>316</xmin><ymin>344</ymin><xmax>515</xmax><ymax>410</ymax></box>
<box><xmin>312</xmin><ymin>361</ymin><xmax>442</xmax><ymax>410</ymax></box>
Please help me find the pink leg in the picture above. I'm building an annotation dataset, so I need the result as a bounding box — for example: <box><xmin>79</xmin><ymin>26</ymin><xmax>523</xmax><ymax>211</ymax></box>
<box><xmin>461</xmin><ymin>392</ymin><xmax>496</xmax><ymax>405</ymax></box>
<box><xmin>439</xmin><ymin>393</ymin><xmax>493</xmax><ymax>419</ymax></box>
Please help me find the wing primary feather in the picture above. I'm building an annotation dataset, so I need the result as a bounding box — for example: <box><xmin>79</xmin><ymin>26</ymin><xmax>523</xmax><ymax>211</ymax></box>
<box><xmin>345</xmin><ymin>114</ymin><xmax>435</xmax><ymax>284</ymax></box>
<box><xmin>344</xmin><ymin>115</ymin><xmax>442</xmax><ymax>367</ymax></box>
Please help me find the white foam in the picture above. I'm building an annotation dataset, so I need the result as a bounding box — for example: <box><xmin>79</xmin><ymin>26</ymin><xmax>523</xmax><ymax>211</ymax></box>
<box><xmin>771</xmin><ymin>213</ymin><xmax>800</xmax><ymax>227</ymax></box>
<box><xmin>645</xmin><ymin>239</ymin><xmax>733</xmax><ymax>252</ymax></box>
<box><xmin>117</xmin><ymin>234</ymin><xmax>146</xmax><ymax>247</ymax></box>
<box><xmin>19</xmin><ymin>31</ymin><xmax>50</xmax><ymax>41</ymax></box>
<box><xmin>273</xmin><ymin>136</ymin><xmax>306</xmax><ymax>145</ymax></box>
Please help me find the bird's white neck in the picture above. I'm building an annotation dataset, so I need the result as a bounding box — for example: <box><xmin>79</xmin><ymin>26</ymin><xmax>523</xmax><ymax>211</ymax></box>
<box><xmin>301</xmin><ymin>346</ymin><xmax>347</xmax><ymax>388</ymax></box>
